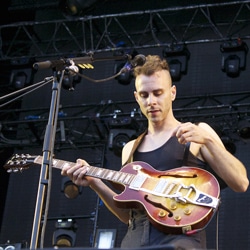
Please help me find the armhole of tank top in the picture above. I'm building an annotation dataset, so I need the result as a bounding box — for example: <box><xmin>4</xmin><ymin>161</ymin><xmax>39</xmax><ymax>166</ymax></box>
<box><xmin>123</xmin><ymin>130</ymin><xmax>147</xmax><ymax>166</ymax></box>
<box><xmin>182</xmin><ymin>141</ymin><xmax>191</xmax><ymax>166</ymax></box>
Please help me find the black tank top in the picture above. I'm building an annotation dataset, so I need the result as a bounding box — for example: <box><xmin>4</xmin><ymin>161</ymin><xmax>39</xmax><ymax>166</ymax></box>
<box><xmin>133</xmin><ymin>136</ymin><xmax>227</xmax><ymax>188</ymax></box>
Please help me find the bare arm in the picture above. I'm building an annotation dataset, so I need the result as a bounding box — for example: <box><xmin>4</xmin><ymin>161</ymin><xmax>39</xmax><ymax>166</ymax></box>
<box><xmin>61</xmin><ymin>159</ymin><xmax>130</xmax><ymax>224</ymax></box>
<box><xmin>173</xmin><ymin>122</ymin><xmax>249</xmax><ymax>192</ymax></box>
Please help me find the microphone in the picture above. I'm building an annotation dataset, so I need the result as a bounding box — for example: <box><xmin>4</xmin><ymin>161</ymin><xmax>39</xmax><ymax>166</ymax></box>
<box><xmin>33</xmin><ymin>56</ymin><xmax>93</xmax><ymax>70</ymax></box>
<box><xmin>122</xmin><ymin>54</ymin><xmax>146</xmax><ymax>72</ymax></box>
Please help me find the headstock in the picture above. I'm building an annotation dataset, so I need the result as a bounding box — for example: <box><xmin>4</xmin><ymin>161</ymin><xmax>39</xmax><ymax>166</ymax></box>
<box><xmin>3</xmin><ymin>154</ymin><xmax>36</xmax><ymax>173</ymax></box>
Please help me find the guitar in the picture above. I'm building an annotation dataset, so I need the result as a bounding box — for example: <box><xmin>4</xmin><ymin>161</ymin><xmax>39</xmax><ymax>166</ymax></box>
<box><xmin>4</xmin><ymin>153</ymin><xmax>220</xmax><ymax>235</ymax></box>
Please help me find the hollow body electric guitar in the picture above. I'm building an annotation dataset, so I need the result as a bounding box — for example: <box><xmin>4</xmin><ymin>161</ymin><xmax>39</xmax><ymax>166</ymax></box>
<box><xmin>4</xmin><ymin>154</ymin><xmax>220</xmax><ymax>235</ymax></box>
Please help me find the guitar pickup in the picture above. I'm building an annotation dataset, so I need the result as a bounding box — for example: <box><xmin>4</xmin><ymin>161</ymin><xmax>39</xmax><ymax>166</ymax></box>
<box><xmin>129</xmin><ymin>174</ymin><xmax>148</xmax><ymax>190</ymax></box>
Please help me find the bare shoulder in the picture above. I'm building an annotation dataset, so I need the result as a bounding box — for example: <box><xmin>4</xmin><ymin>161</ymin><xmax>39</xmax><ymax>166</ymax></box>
<box><xmin>197</xmin><ymin>122</ymin><xmax>221</xmax><ymax>137</ymax></box>
<box><xmin>197</xmin><ymin>121</ymin><xmax>213</xmax><ymax>129</ymax></box>
<box><xmin>121</xmin><ymin>139</ymin><xmax>136</xmax><ymax>166</ymax></box>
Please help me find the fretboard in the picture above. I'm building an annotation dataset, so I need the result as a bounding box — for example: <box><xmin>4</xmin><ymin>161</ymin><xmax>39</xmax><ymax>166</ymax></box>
<box><xmin>34</xmin><ymin>156</ymin><xmax>135</xmax><ymax>186</ymax></box>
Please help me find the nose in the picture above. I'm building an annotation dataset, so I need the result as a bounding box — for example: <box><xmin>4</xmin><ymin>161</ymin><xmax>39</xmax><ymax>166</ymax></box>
<box><xmin>147</xmin><ymin>93</ymin><xmax>156</xmax><ymax>105</ymax></box>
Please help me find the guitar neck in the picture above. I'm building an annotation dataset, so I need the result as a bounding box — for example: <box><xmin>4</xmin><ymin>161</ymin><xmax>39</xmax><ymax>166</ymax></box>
<box><xmin>34</xmin><ymin>156</ymin><xmax>135</xmax><ymax>186</ymax></box>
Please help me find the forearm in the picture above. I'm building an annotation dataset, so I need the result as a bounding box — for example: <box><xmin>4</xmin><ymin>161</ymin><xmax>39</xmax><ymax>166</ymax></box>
<box><xmin>89</xmin><ymin>178</ymin><xmax>130</xmax><ymax>224</ymax></box>
<box><xmin>202</xmin><ymin>137</ymin><xmax>249</xmax><ymax>192</ymax></box>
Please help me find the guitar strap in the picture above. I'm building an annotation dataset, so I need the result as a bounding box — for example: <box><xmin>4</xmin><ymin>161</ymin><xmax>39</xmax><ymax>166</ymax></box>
<box><xmin>123</xmin><ymin>130</ymin><xmax>147</xmax><ymax>165</ymax></box>
<box><xmin>124</xmin><ymin>130</ymin><xmax>191</xmax><ymax>166</ymax></box>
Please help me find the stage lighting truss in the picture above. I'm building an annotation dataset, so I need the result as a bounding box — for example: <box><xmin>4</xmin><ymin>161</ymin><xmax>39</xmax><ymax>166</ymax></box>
<box><xmin>220</xmin><ymin>39</ymin><xmax>248</xmax><ymax>77</ymax></box>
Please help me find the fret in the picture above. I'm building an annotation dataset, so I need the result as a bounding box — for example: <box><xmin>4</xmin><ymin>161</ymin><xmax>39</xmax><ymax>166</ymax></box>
<box><xmin>118</xmin><ymin>172</ymin><xmax>127</xmax><ymax>183</ymax></box>
<box><xmin>57</xmin><ymin>161</ymin><xmax>70</xmax><ymax>170</ymax></box>
<box><xmin>52</xmin><ymin>159</ymin><xmax>59</xmax><ymax>168</ymax></box>
<box><xmin>124</xmin><ymin>174</ymin><xmax>134</xmax><ymax>184</ymax></box>
<box><xmin>105</xmin><ymin>170</ymin><xmax>116</xmax><ymax>180</ymax></box>
<box><xmin>95</xmin><ymin>168</ymin><xmax>105</xmax><ymax>177</ymax></box>
<box><xmin>86</xmin><ymin>166</ymin><xmax>96</xmax><ymax>176</ymax></box>
<box><xmin>112</xmin><ymin>172</ymin><xmax>121</xmax><ymax>182</ymax></box>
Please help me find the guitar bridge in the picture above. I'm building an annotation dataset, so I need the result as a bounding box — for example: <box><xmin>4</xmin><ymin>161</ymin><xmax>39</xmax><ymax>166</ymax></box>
<box><xmin>176</xmin><ymin>184</ymin><xmax>220</xmax><ymax>209</ymax></box>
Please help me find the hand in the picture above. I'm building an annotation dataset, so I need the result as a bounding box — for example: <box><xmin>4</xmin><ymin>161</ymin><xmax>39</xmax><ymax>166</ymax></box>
<box><xmin>61</xmin><ymin>158</ymin><xmax>94</xmax><ymax>187</ymax></box>
<box><xmin>172</xmin><ymin>122</ymin><xmax>210</xmax><ymax>145</ymax></box>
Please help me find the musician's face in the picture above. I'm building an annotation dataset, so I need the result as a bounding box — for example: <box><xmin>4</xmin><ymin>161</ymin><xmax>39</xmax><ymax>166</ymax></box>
<box><xmin>134</xmin><ymin>69</ymin><xmax>176</xmax><ymax>124</ymax></box>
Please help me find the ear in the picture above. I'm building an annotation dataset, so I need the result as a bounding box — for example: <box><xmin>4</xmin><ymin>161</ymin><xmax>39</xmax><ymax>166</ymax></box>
<box><xmin>134</xmin><ymin>91</ymin><xmax>139</xmax><ymax>103</ymax></box>
<box><xmin>171</xmin><ymin>85</ymin><xmax>177</xmax><ymax>101</ymax></box>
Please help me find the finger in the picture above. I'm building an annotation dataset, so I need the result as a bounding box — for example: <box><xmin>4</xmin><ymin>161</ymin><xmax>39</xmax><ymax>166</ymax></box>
<box><xmin>72</xmin><ymin>166</ymin><xmax>88</xmax><ymax>177</ymax></box>
<box><xmin>171</xmin><ymin>126</ymin><xmax>179</xmax><ymax>136</ymax></box>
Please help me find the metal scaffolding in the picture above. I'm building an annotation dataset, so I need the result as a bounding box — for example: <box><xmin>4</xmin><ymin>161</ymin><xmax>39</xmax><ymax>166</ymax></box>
<box><xmin>0</xmin><ymin>91</ymin><xmax>249</xmax><ymax>149</ymax></box>
<box><xmin>0</xmin><ymin>1</ymin><xmax>250</xmax><ymax>62</ymax></box>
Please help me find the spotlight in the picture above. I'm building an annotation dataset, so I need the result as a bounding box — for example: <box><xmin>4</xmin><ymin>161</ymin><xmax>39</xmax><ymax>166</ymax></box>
<box><xmin>59</xmin><ymin>0</ymin><xmax>98</xmax><ymax>16</ymax></box>
<box><xmin>237</xmin><ymin>119</ymin><xmax>250</xmax><ymax>139</ymax></box>
<box><xmin>162</xmin><ymin>44</ymin><xmax>190</xmax><ymax>81</ymax></box>
<box><xmin>0</xmin><ymin>243</ymin><xmax>22</xmax><ymax>250</ymax></box>
<box><xmin>10</xmin><ymin>69</ymin><xmax>33</xmax><ymax>90</ymax></box>
<box><xmin>108</xmin><ymin>129</ymin><xmax>137</xmax><ymax>157</ymax></box>
<box><xmin>220</xmin><ymin>39</ymin><xmax>248</xmax><ymax>77</ymax></box>
<box><xmin>53</xmin><ymin>218</ymin><xmax>77</xmax><ymax>247</ymax></box>
<box><xmin>108</xmin><ymin>117</ymin><xmax>139</xmax><ymax>157</ymax></box>
<box><xmin>61</xmin><ymin>176</ymin><xmax>82</xmax><ymax>199</ymax></box>
<box><xmin>114</xmin><ymin>62</ymin><xmax>134</xmax><ymax>85</ymax></box>
<box><xmin>113</xmin><ymin>50</ymin><xmax>139</xmax><ymax>85</ymax></box>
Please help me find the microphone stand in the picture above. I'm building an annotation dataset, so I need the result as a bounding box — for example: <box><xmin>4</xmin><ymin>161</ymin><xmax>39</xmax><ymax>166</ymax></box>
<box><xmin>30</xmin><ymin>69</ymin><xmax>64</xmax><ymax>249</ymax></box>
<box><xmin>0</xmin><ymin>53</ymin><xmax>135</xmax><ymax>249</ymax></box>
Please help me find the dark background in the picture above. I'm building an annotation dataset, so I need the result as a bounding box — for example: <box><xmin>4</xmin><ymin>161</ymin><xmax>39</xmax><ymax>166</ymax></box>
<box><xmin>0</xmin><ymin>1</ymin><xmax>250</xmax><ymax>250</ymax></box>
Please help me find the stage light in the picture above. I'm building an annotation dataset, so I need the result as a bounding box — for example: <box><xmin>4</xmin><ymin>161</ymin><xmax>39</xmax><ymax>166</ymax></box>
<box><xmin>59</xmin><ymin>0</ymin><xmax>98</xmax><ymax>16</ymax></box>
<box><xmin>10</xmin><ymin>69</ymin><xmax>33</xmax><ymax>90</ymax></box>
<box><xmin>114</xmin><ymin>62</ymin><xmax>134</xmax><ymax>85</ymax></box>
<box><xmin>237</xmin><ymin>119</ymin><xmax>250</xmax><ymax>139</ymax></box>
<box><xmin>220</xmin><ymin>39</ymin><xmax>248</xmax><ymax>77</ymax></box>
<box><xmin>11</xmin><ymin>72</ymin><xmax>27</xmax><ymax>89</ymax></box>
<box><xmin>113</xmin><ymin>50</ymin><xmax>139</xmax><ymax>85</ymax></box>
<box><xmin>61</xmin><ymin>176</ymin><xmax>82</xmax><ymax>199</ymax></box>
<box><xmin>94</xmin><ymin>229</ymin><xmax>117</xmax><ymax>249</ymax></box>
<box><xmin>162</xmin><ymin>44</ymin><xmax>190</xmax><ymax>82</ymax></box>
<box><xmin>0</xmin><ymin>243</ymin><xmax>22</xmax><ymax>250</ymax></box>
<box><xmin>108</xmin><ymin>117</ymin><xmax>139</xmax><ymax>157</ymax></box>
<box><xmin>52</xmin><ymin>218</ymin><xmax>77</xmax><ymax>247</ymax></box>
<box><xmin>108</xmin><ymin>128</ymin><xmax>137</xmax><ymax>157</ymax></box>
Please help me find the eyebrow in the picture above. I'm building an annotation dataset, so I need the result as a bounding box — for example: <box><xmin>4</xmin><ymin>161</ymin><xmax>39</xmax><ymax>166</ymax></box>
<box><xmin>138</xmin><ymin>88</ymin><xmax>164</xmax><ymax>94</ymax></box>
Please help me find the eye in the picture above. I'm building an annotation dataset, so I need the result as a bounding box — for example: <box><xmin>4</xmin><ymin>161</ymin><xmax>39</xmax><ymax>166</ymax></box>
<box><xmin>153</xmin><ymin>90</ymin><xmax>163</xmax><ymax>96</ymax></box>
<box><xmin>139</xmin><ymin>92</ymin><xmax>148</xmax><ymax>98</ymax></box>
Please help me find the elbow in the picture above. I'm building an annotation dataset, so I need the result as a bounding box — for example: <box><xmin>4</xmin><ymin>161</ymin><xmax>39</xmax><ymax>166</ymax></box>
<box><xmin>232</xmin><ymin>178</ymin><xmax>249</xmax><ymax>193</ymax></box>
<box><xmin>241</xmin><ymin>178</ymin><xmax>249</xmax><ymax>192</ymax></box>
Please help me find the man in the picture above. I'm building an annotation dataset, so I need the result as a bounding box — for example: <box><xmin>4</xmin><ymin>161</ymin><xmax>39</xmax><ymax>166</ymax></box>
<box><xmin>61</xmin><ymin>55</ymin><xmax>249</xmax><ymax>249</ymax></box>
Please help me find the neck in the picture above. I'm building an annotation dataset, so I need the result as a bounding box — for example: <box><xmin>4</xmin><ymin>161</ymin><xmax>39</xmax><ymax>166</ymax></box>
<box><xmin>147</xmin><ymin>118</ymin><xmax>180</xmax><ymax>136</ymax></box>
